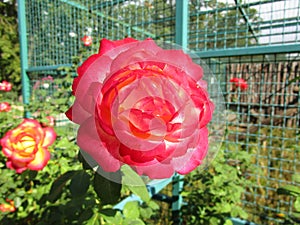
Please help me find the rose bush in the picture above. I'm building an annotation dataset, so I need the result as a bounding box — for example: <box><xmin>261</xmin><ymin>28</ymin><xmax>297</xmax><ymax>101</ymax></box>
<box><xmin>66</xmin><ymin>38</ymin><xmax>214</xmax><ymax>179</ymax></box>
<box><xmin>0</xmin><ymin>119</ymin><xmax>56</xmax><ymax>173</ymax></box>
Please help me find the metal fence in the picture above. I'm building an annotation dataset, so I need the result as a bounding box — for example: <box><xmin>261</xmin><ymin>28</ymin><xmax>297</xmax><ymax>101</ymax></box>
<box><xmin>18</xmin><ymin>0</ymin><xmax>300</xmax><ymax>224</ymax></box>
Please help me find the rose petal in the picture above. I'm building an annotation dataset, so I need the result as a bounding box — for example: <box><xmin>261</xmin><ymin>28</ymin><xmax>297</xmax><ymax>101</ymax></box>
<box><xmin>172</xmin><ymin>127</ymin><xmax>209</xmax><ymax>174</ymax></box>
<box><xmin>77</xmin><ymin>117</ymin><xmax>121</xmax><ymax>172</ymax></box>
<box><xmin>42</xmin><ymin>127</ymin><xmax>57</xmax><ymax>147</ymax></box>
<box><xmin>66</xmin><ymin>100</ymin><xmax>91</xmax><ymax>124</ymax></box>
<box><xmin>6</xmin><ymin>160</ymin><xmax>27</xmax><ymax>173</ymax></box>
<box><xmin>99</xmin><ymin>38</ymin><xmax>138</xmax><ymax>56</ymax></box>
<box><xmin>27</xmin><ymin>148</ymin><xmax>50</xmax><ymax>171</ymax></box>
<box><xmin>135</xmin><ymin>160</ymin><xmax>175</xmax><ymax>179</ymax></box>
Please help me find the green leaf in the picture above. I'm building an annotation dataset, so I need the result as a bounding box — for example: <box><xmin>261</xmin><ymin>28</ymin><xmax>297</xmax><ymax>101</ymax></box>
<box><xmin>102</xmin><ymin>211</ymin><xmax>123</xmax><ymax>224</ymax></box>
<box><xmin>220</xmin><ymin>202</ymin><xmax>231</xmax><ymax>213</ymax></box>
<box><xmin>123</xmin><ymin>201</ymin><xmax>140</xmax><ymax>219</ymax></box>
<box><xmin>295</xmin><ymin>196</ymin><xmax>300</xmax><ymax>212</ymax></box>
<box><xmin>78</xmin><ymin>208</ymin><xmax>94</xmax><ymax>224</ymax></box>
<box><xmin>69</xmin><ymin>170</ymin><xmax>91</xmax><ymax>197</ymax></box>
<box><xmin>121</xmin><ymin>165</ymin><xmax>150</xmax><ymax>203</ymax></box>
<box><xmin>93</xmin><ymin>173</ymin><xmax>121</xmax><ymax>205</ymax></box>
<box><xmin>292</xmin><ymin>174</ymin><xmax>300</xmax><ymax>184</ymax></box>
<box><xmin>139</xmin><ymin>207</ymin><xmax>153</xmax><ymax>219</ymax></box>
<box><xmin>85</xmin><ymin>212</ymin><xmax>101</xmax><ymax>225</ymax></box>
<box><xmin>100</xmin><ymin>208</ymin><xmax>117</xmax><ymax>217</ymax></box>
<box><xmin>123</xmin><ymin>218</ymin><xmax>145</xmax><ymax>225</ymax></box>
<box><xmin>224</xmin><ymin>219</ymin><xmax>233</xmax><ymax>225</ymax></box>
<box><xmin>148</xmin><ymin>200</ymin><xmax>160</xmax><ymax>210</ymax></box>
<box><xmin>78</xmin><ymin>151</ymin><xmax>93</xmax><ymax>170</ymax></box>
<box><xmin>277</xmin><ymin>185</ymin><xmax>300</xmax><ymax>197</ymax></box>
<box><xmin>47</xmin><ymin>170</ymin><xmax>78</xmax><ymax>203</ymax></box>
<box><xmin>291</xmin><ymin>212</ymin><xmax>300</xmax><ymax>219</ymax></box>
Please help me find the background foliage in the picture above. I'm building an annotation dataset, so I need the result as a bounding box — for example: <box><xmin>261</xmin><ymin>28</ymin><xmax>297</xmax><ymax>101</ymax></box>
<box><xmin>0</xmin><ymin>0</ymin><xmax>20</xmax><ymax>92</ymax></box>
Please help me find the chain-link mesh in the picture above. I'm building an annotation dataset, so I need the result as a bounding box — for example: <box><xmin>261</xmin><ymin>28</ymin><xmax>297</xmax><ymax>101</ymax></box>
<box><xmin>25</xmin><ymin>0</ymin><xmax>175</xmax><ymax>68</ymax></box>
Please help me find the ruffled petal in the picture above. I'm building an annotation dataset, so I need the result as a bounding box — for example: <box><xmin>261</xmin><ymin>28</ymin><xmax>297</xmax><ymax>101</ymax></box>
<box><xmin>42</xmin><ymin>127</ymin><xmax>57</xmax><ymax>147</ymax></box>
<box><xmin>98</xmin><ymin>38</ymin><xmax>138</xmax><ymax>56</ymax></box>
<box><xmin>173</xmin><ymin>127</ymin><xmax>209</xmax><ymax>174</ymax></box>
<box><xmin>27</xmin><ymin>147</ymin><xmax>51</xmax><ymax>171</ymax></box>
<box><xmin>77</xmin><ymin>117</ymin><xmax>121</xmax><ymax>172</ymax></box>
<box><xmin>6</xmin><ymin>160</ymin><xmax>27</xmax><ymax>174</ymax></box>
<box><xmin>135</xmin><ymin>161</ymin><xmax>175</xmax><ymax>179</ymax></box>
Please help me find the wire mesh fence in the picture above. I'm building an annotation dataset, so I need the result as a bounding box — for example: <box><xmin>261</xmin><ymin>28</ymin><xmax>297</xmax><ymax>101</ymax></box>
<box><xmin>20</xmin><ymin>0</ymin><xmax>300</xmax><ymax>224</ymax></box>
<box><xmin>204</xmin><ymin>53</ymin><xmax>299</xmax><ymax>224</ymax></box>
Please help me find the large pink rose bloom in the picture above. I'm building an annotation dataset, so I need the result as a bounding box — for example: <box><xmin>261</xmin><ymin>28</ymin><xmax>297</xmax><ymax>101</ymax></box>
<box><xmin>66</xmin><ymin>38</ymin><xmax>214</xmax><ymax>179</ymax></box>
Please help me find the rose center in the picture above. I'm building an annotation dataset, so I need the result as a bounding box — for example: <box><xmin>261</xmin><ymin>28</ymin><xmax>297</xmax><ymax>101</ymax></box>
<box><xmin>129</xmin><ymin>96</ymin><xmax>174</xmax><ymax>139</ymax></box>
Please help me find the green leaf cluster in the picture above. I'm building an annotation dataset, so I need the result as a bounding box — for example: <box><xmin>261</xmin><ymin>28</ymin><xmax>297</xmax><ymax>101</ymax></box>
<box><xmin>181</xmin><ymin>148</ymin><xmax>257</xmax><ymax>225</ymax></box>
<box><xmin>0</xmin><ymin>0</ymin><xmax>21</xmax><ymax>92</ymax></box>
<box><xmin>276</xmin><ymin>174</ymin><xmax>300</xmax><ymax>224</ymax></box>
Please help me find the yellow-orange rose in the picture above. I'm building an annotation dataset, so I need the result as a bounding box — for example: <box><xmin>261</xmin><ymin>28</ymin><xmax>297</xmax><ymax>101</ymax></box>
<box><xmin>0</xmin><ymin>119</ymin><xmax>56</xmax><ymax>173</ymax></box>
<box><xmin>0</xmin><ymin>199</ymin><xmax>15</xmax><ymax>213</ymax></box>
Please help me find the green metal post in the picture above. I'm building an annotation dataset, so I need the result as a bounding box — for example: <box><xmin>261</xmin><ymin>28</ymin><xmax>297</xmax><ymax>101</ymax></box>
<box><xmin>175</xmin><ymin>0</ymin><xmax>189</xmax><ymax>49</ymax></box>
<box><xmin>173</xmin><ymin>1</ymin><xmax>189</xmax><ymax>224</ymax></box>
<box><xmin>17</xmin><ymin>0</ymin><xmax>30</xmax><ymax>118</ymax></box>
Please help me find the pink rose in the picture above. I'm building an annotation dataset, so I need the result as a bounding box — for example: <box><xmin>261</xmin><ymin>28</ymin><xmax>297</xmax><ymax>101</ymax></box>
<box><xmin>0</xmin><ymin>81</ymin><xmax>12</xmax><ymax>92</ymax></box>
<box><xmin>81</xmin><ymin>35</ymin><xmax>93</xmax><ymax>46</ymax></box>
<box><xmin>0</xmin><ymin>102</ymin><xmax>11</xmax><ymax>112</ymax></box>
<box><xmin>0</xmin><ymin>119</ymin><xmax>56</xmax><ymax>173</ymax></box>
<box><xmin>66</xmin><ymin>38</ymin><xmax>214</xmax><ymax>179</ymax></box>
<box><xmin>230</xmin><ymin>77</ymin><xmax>248</xmax><ymax>90</ymax></box>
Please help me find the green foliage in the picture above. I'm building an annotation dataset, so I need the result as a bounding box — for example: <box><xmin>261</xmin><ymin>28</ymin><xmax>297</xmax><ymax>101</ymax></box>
<box><xmin>93</xmin><ymin>172</ymin><xmax>121</xmax><ymax>205</ymax></box>
<box><xmin>181</xmin><ymin>148</ymin><xmax>256</xmax><ymax>225</ymax></box>
<box><xmin>0</xmin><ymin>0</ymin><xmax>20</xmax><ymax>92</ymax></box>
<box><xmin>121</xmin><ymin>165</ymin><xmax>151</xmax><ymax>203</ymax></box>
<box><xmin>276</xmin><ymin>174</ymin><xmax>300</xmax><ymax>224</ymax></box>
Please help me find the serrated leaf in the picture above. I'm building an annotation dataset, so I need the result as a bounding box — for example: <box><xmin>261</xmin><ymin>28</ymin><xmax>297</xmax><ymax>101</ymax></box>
<box><xmin>121</xmin><ymin>165</ymin><xmax>150</xmax><ymax>203</ymax></box>
<box><xmin>93</xmin><ymin>173</ymin><xmax>121</xmax><ymax>205</ymax></box>
<box><xmin>69</xmin><ymin>170</ymin><xmax>90</xmax><ymax>197</ymax></box>
<box><xmin>123</xmin><ymin>201</ymin><xmax>140</xmax><ymax>219</ymax></box>
<box><xmin>47</xmin><ymin>170</ymin><xmax>78</xmax><ymax>203</ymax></box>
